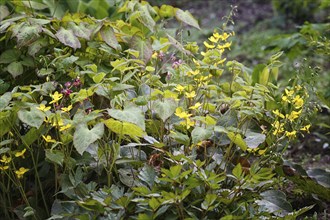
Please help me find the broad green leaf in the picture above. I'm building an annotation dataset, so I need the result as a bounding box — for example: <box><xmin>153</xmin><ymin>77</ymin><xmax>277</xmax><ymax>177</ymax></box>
<box><xmin>153</xmin><ymin>99</ymin><xmax>177</xmax><ymax>122</ymax></box>
<box><xmin>137</xmin><ymin>5</ymin><xmax>156</xmax><ymax>32</ymax></box>
<box><xmin>227</xmin><ymin>132</ymin><xmax>248</xmax><ymax>151</ymax></box>
<box><xmin>169</xmin><ymin>131</ymin><xmax>190</xmax><ymax>146</ymax></box>
<box><xmin>130</xmin><ymin>36</ymin><xmax>153</xmax><ymax>63</ymax></box>
<box><xmin>45</xmin><ymin>149</ymin><xmax>64</xmax><ymax>166</ymax></box>
<box><xmin>139</xmin><ymin>165</ymin><xmax>157</xmax><ymax>188</ymax></box>
<box><xmin>0</xmin><ymin>5</ymin><xmax>9</xmax><ymax>21</ymax></box>
<box><xmin>252</xmin><ymin>64</ymin><xmax>266</xmax><ymax>85</ymax></box>
<box><xmin>256</xmin><ymin>190</ymin><xmax>292</xmax><ymax>216</ymax></box>
<box><xmin>22</xmin><ymin>1</ymin><xmax>48</xmax><ymax>10</ymax></box>
<box><xmin>307</xmin><ymin>169</ymin><xmax>330</xmax><ymax>188</ymax></box>
<box><xmin>0</xmin><ymin>92</ymin><xmax>11</xmax><ymax>111</ymax></box>
<box><xmin>92</xmin><ymin>72</ymin><xmax>106</xmax><ymax>84</ymax></box>
<box><xmin>55</xmin><ymin>27</ymin><xmax>81</xmax><ymax>50</ymax></box>
<box><xmin>149</xmin><ymin>197</ymin><xmax>160</xmax><ymax>211</ymax></box>
<box><xmin>21</xmin><ymin>126</ymin><xmax>45</xmax><ymax>146</ymax></box>
<box><xmin>73</xmin><ymin>123</ymin><xmax>104</xmax><ymax>155</ymax></box>
<box><xmin>107</xmin><ymin>106</ymin><xmax>145</xmax><ymax>130</ymax></box>
<box><xmin>232</xmin><ymin>163</ymin><xmax>243</xmax><ymax>180</ymax></box>
<box><xmin>16</xmin><ymin>24</ymin><xmax>41</xmax><ymax>47</ymax></box>
<box><xmin>159</xmin><ymin>5</ymin><xmax>175</xmax><ymax>18</ymax></box>
<box><xmin>68</xmin><ymin>22</ymin><xmax>93</xmax><ymax>40</ymax></box>
<box><xmin>175</xmin><ymin>8</ymin><xmax>200</xmax><ymax>29</ymax></box>
<box><xmin>259</xmin><ymin>67</ymin><xmax>270</xmax><ymax>85</ymax></box>
<box><xmin>100</xmin><ymin>25</ymin><xmax>120</xmax><ymax>50</ymax></box>
<box><xmin>0</xmin><ymin>49</ymin><xmax>20</xmax><ymax>64</ymax></box>
<box><xmin>7</xmin><ymin>61</ymin><xmax>23</xmax><ymax>78</ymax></box>
<box><xmin>28</xmin><ymin>38</ymin><xmax>48</xmax><ymax>56</ymax></box>
<box><xmin>244</xmin><ymin>131</ymin><xmax>266</xmax><ymax>149</ymax></box>
<box><xmin>18</xmin><ymin>108</ymin><xmax>44</xmax><ymax>128</ymax></box>
<box><xmin>104</xmin><ymin>118</ymin><xmax>145</xmax><ymax>138</ymax></box>
<box><xmin>191</xmin><ymin>127</ymin><xmax>212</xmax><ymax>144</ymax></box>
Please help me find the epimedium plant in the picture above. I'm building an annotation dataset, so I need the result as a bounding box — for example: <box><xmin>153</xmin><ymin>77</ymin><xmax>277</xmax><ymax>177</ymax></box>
<box><xmin>0</xmin><ymin>0</ymin><xmax>329</xmax><ymax>219</ymax></box>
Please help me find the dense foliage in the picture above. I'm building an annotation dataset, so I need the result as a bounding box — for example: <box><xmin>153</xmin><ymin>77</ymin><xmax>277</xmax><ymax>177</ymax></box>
<box><xmin>0</xmin><ymin>0</ymin><xmax>329</xmax><ymax>219</ymax></box>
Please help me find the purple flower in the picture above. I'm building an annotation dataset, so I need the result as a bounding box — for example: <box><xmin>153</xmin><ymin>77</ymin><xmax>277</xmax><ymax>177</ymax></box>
<box><xmin>61</xmin><ymin>89</ymin><xmax>73</xmax><ymax>96</ymax></box>
<box><xmin>64</xmin><ymin>81</ymin><xmax>72</xmax><ymax>88</ymax></box>
<box><xmin>73</xmin><ymin>78</ymin><xmax>81</xmax><ymax>87</ymax></box>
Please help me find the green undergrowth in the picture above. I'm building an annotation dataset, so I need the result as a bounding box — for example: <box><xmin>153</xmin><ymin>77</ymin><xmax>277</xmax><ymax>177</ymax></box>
<box><xmin>0</xmin><ymin>0</ymin><xmax>329</xmax><ymax>219</ymax></box>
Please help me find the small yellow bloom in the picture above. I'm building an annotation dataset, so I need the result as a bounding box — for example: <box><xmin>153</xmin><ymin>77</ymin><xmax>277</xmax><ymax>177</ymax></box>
<box><xmin>295</xmin><ymin>85</ymin><xmax>302</xmax><ymax>90</ymax></box>
<box><xmin>0</xmin><ymin>155</ymin><xmax>11</xmax><ymax>164</ymax></box>
<box><xmin>151</xmin><ymin>51</ymin><xmax>158</xmax><ymax>59</ymax></box>
<box><xmin>15</xmin><ymin>167</ymin><xmax>29</xmax><ymax>179</ymax></box>
<box><xmin>208</xmin><ymin>36</ymin><xmax>219</xmax><ymax>43</ymax></box>
<box><xmin>281</xmin><ymin>95</ymin><xmax>290</xmax><ymax>103</ymax></box>
<box><xmin>59</xmin><ymin>124</ymin><xmax>72</xmax><ymax>131</ymax></box>
<box><xmin>272</xmin><ymin>121</ymin><xmax>284</xmax><ymax>135</ymax></box>
<box><xmin>36</xmin><ymin>104</ymin><xmax>51</xmax><ymax>112</ymax></box>
<box><xmin>300</xmin><ymin>124</ymin><xmax>311</xmax><ymax>133</ymax></box>
<box><xmin>61</xmin><ymin>105</ymin><xmax>73</xmax><ymax>112</ymax></box>
<box><xmin>189</xmin><ymin>102</ymin><xmax>202</xmax><ymax>110</ymax></box>
<box><xmin>183</xmin><ymin>118</ymin><xmax>195</xmax><ymax>129</ymax></box>
<box><xmin>175</xmin><ymin>84</ymin><xmax>185</xmax><ymax>93</ymax></box>
<box><xmin>42</xmin><ymin>135</ymin><xmax>56</xmax><ymax>143</ymax></box>
<box><xmin>285</xmin><ymin>130</ymin><xmax>297</xmax><ymax>139</ymax></box>
<box><xmin>185</xmin><ymin>91</ymin><xmax>196</xmax><ymax>99</ymax></box>
<box><xmin>285</xmin><ymin>89</ymin><xmax>294</xmax><ymax>97</ymax></box>
<box><xmin>217</xmin><ymin>42</ymin><xmax>232</xmax><ymax>50</ymax></box>
<box><xmin>15</xmin><ymin>149</ymin><xmax>26</xmax><ymax>158</ymax></box>
<box><xmin>203</xmin><ymin>41</ymin><xmax>215</xmax><ymax>49</ymax></box>
<box><xmin>293</xmin><ymin>95</ymin><xmax>304</xmax><ymax>109</ymax></box>
<box><xmin>186</xmin><ymin>70</ymin><xmax>200</xmax><ymax>77</ymax></box>
<box><xmin>52</xmin><ymin>119</ymin><xmax>64</xmax><ymax>127</ymax></box>
<box><xmin>272</xmin><ymin>109</ymin><xmax>285</xmax><ymax>119</ymax></box>
<box><xmin>49</xmin><ymin>91</ymin><xmax>63</xmax><ymax>104</ymax></box>
<box><xmin>0</xmin><ymin>166</ymin><xmax>9</xmax><ymax>171</ymax></box>
<box><xmin>175</xmin><ymin>108</ymin><xmax>192</xmax><ymax>119</ymax></box>
<box><xmin>286</xmin><ymin>110</ymin><xmax>302</xmax><ymax>122</ymax></box>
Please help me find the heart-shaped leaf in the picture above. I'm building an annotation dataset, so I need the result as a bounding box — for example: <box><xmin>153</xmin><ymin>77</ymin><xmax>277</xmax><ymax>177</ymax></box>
<box><xmin>107</xmin><ymin>106</ymin><xmax>145</xmax><ymax>130</ymax></box>
<box><xmin>55</xmin><ymin>27</ymin><xmax>81</xmax><ymax>50</ymax></box>
<box><xmin>191</xmin><ymin>127</ymin><xmax>212</xmax><ymax>144</ymax></box>
<box><xmin>18</xmin><ymin>108</ymin><xmax>44</xmax><ymax>128</ymax></box>
<box><xmin>175</xmin><ymin>9</ymin><xmax>200</xmax><ymax>29</ymax></box>
<box><xmin>73</xmin><ymin>123</ymin><xmax>104</xmax><ymax>155</ymax></box>
<box><xmin>153</xmin><ymin>99</ymin><xmax>177</xmax><ymax>122</ymax></box>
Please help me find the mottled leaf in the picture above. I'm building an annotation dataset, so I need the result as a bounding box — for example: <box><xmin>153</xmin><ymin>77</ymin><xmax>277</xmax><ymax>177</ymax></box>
<box><xmin>153</xmin><ymin>99</ymin><xmax>177</xmax><ymax>122</ymax></box>
<box><xmin>55</xmin><ymin>27</ymin><xmax>81</xmax><ymax>50</ymax></box>
<box><xmin>73</xmin><ymin>123</ymin><xmax>104</xmax><ymax>155</ymax></box>
<box><xmin>175</xmin><ymin>8</ymin><xmax>200</xmax><ymax>29</ymax></box>
<box><xmin>18</xmin><ymin>108</ymin><xmax>44</xmax><ymax>128</ymax></box>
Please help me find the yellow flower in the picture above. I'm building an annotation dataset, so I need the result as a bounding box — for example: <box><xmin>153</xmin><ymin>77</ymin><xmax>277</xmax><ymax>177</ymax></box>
<box><xmin>175</xmin><ymin>108</ymin><xmax>192</xmax><ymax>119</ymax></box>
<box><xmin>49</xmin><ymin>91</ymin><xmax>63</xmax><ymax>104</ymax></box>
<box><xmin>0</xmin><ymin>155</ymin><xmax>11</xmax><ymax>164</ymax></box>
<box><xmin>300</xmin><ymin>124</ymin><xmax>311</xmax><ymax>133</ymax></box>
<box><xmin>286</xmin><ymin>110</ymin><xmax>302</xmax><ymax>122</ymax></box>
<box><xmin>203</xmin><ymin>41</ymin><xmax>215</xmax><ymax>49</ymax></box>
<box><xmin>15</xmin><ymin>149</ymin><xmax>26</xmax><ymax>158</ymax></box>
<box><xmin>189</xmin><ymin>102</ymin><xmax>202</xmax><ymax>110</ymax></box>
<box><xmin>36</xmin><ymin>104</ymin><xmax>51</xmax><ymax>112</ymax></box>
<box><xmin>0</xmin><ymin>166</ymin><xmax>9</xmax><ymax>171</ymax></box>
<box><xmin>52</xmin><ymin>119</ymin><xmax>64</xmax><ymax>127</ymax></box>
<box><xmin>61</xmin><ymin>105</ymin><xmax>73</xmax><ymax>112</ymax></box>
<box><xmin>185</xmin><ymin>91</ymin><xmax>196</xmax><ymax>99</ymax></box>
<box><xmin>217</xmin><ymin>42</ymin><xmax>232</xmax><ymax>50</ymax></box>
<box><xmin>295</xmin><ymin>85</ymin><xmax>302</xmax><ymax>90</ymax></box>
<box><xmin>281</xmin><ymin>95</ymin><xmax>290</xmax><ymax>103</ymax></box>
<box><xmin>293</xmin><ymin>95</ymin><xmax>304</xmax><ymax>109</ymax></box>
<box><xmin>285</xmin><ymin>89</ymin><xmax>294</xmax><ymax>97</ymax></box>
<box><xmin>182</xmin><ymin>118</ymin><xmax>195</xmax><ymax>129</ymax></box>
<box><xmin>285</xmin><ymin>130</ymin><xmax>297</xmax><ymax>139</ymax></box>
<box><xmin>272</xmin><ymin>109</ymin><xmax>285</xmax><ymax>119</ymax></box>
<box><xmin>208</xmin><ymin>36</ymin><xmax>219</xmax><ymax>43</ymax></box>
<box><xmin>186</xmin><ymin>70</ymin><xmax>200</xmax><ymax>77</ymax></box>
<box><xmin>59</xmin><ymin>124</ymin><xmax>72</xmax><ymax>131</ymax></box>
<box><xmin>15</xmin><ymin>167</ymin><xmax>29</xmax><ymax>179</ymax></box>
<box><xmin>42</xmin><ymin>135</ymin><xmax>56</xmax><ymax>143</ymax></box>
<box><xmin>272</xmin><ymin>121</ymin><xmax>284</xmax><ymax>135</ymax></box>
<box><xmin>175</xmin><ymin>84</ymin><xmax>185</xmax><ymax>93</ymax></box>
<box><xmin>151</xmin><ymin>51</ymin><xmax>158</xmax><ymax>59</ymax></box>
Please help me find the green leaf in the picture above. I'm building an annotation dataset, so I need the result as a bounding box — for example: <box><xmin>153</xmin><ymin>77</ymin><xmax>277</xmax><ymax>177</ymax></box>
<box><xmin>252</xmin><ymin>64</ymin><xmax>266</xmax><ymax>85</ymax></box>
<box><xmin>73</xmin><ymin>123</ymin><xmax>104</xmax><ymax>155</ymax></box>
<box><xmin>153</xmin><ymin>99</ymin><xmax>177</xmax><ymax>122</ymax></box>
<box><xmin>104</xmin><ymin>118</ymin><xmax>145</xmax><ymax>138</ymax></box>
<box><xmin>45</xmin><ymin>149</ymin><xmax>64</xmax><ymax>166</ymax></box>
<box><xmin>191</xmin><ymin>127</ymin><xmax>212</xmax><ymax>144</ymax></box>
<box><xmin>130</xmin><ymin>36</ymin><xmax>153</xmax><ymax>63</ymax></box>
<box><xmin>259</xmin><ymin>67</ymin><xmax>270</xmax><ymax>85</ymax></box>
<box><xmin>107</xmin><ymin>106</ymin><xmax>145</xmax><ymax>130</ymax></box>
<box><xmin>169</xmin><ymin>131</ymin><xmax>190</xmax><ymax>146</ymax></box>
<box><xmin>7</xmin><ymin>61</ymin><xmax>23</xmax><ymax>78</ymax></box>
<box><xmin>22</xmin><ymin>1</ymin><xmax>48</xmax><ymax>10</ymax></box>
<box><xmin>68</xmin><ymin>22</ymin><xmax>93</xmax><ymax>40</ymax></box>
<box><xmin>175</xmin><ymin>8</ymin><xmax>200</xmax><ymax>29</ymax></box>
<box><xmin>149</xmin><ymin>197</ymin><xmax>160</xmax><ymax>211</ymax></box>
<box><xmin>92</xmin><ymin>72</ymin><xmax>106</xmax><ymax>84</ymax></box>
<box><xmin>100</xmin><ymin>25</ymin><xmax>120</xmax><ymax>50</ymax></box>
<box><xmin>227</xmin><ymin>132</ymin><xmax>248</xmax><ymax>151</ymax></box>
<box><xmin>159</xmin><ymin>5</ymin><xmax>175</xmax><ymax>18</ymax></box>
<box><xmin>139</xmin><ymin>165</ymin><xmax>156</xmax><ymax>188</ymax></box>
<box><xmin>55</xmin><ymin>27</ymin><xmax>81</xmax><ymax>50</ymax></box>
<box><xmin>18</xmin><ymin>108</ymin><xmax>44</xmax><ymax>128</ymax></box>
<box><xmin>256</xmin><ymin>190</ymin><xmax>293</xmax><ymax>216</ymax></box>
<box><xmin>170</xmin><ymin>165</ymin><xmax>182</xmax><ymax>178</ymax></box>
<box><xmin>0</xmin><ymin>49</ymin><xmax>21</xmax><ymax>64</ymax></box>
<box><xmin>0</xmin><ymin>5</ymin><xmax>10</xmax><ymax>21</ymax></box>
<box><xmin>244</xmin><ymin>131</ymin><xmax>266</xmax><ymax>149</ymax></box>
<box><xmin>0</xmin><ymin>92</ymin><xmax>11</xmax><ymax>111</ymax></box>
<box><xmin>232</xmin><ymin>163</ymin><xmax>243</xmax><ymax>179</ymax></box>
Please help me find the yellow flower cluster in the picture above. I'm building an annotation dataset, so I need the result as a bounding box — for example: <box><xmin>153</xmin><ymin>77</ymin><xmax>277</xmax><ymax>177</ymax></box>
<box><xmin>271</xmin><ymin>85</ymin><xmax>310</xmax><ymax>139</ymax></box>
<box><xmin>175</xmin><ymin>107</ymin><xmax>195</xmax><ymax>129</ymax></box>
